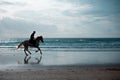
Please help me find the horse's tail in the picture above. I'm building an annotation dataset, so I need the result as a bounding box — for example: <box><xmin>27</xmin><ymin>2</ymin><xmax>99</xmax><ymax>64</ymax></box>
<box><xmin>17</xmin><ymin>42</ymin><xmax>23</xmax><ymax>49</ymax></box>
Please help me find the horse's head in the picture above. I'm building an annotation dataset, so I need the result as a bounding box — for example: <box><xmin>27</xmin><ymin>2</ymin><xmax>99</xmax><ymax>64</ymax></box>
<box><xmin>36</xmin><ymin>36</ymin><xmax>44</xmax><ymax>43</ymax></box>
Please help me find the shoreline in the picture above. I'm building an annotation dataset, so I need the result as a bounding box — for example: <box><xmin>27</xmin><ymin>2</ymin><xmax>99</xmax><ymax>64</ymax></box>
<box><xmin>0</xmin><ymin>47</ymin><xmax>120</xmax><ymax>80</ymax></box>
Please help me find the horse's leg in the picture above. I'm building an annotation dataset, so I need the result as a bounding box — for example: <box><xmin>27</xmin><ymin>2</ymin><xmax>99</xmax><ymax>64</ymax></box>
<box><xmin>24</xmin><ymin>49</ymin><xmax>28</xmax><ymax>56</ymax></box>
<box><xmin>25</xmin><ymin>46</ymin><xmax>32</xmax><ymax>55</ymax></box>
<box><xmin>35</xmin><ymin>47</ymin><xmax>39</xmax><ymax>52</ymax></box>
<box><xmin>27</xmin><ymin>49</ymin><xmax>32</xmax><ymax>55</ymax></box>
<box><xmin>24</xmin><ymin>46</ymin><xmax>31</xmax><ymax>56</ymax></box>
<box><xmin>36</xmin><ymin>47</ymin><xmax>42</xmax><ymax>55</ymax></box>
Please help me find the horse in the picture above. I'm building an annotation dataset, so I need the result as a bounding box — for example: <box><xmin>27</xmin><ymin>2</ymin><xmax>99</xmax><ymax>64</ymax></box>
<box><xmin>17</xmin><ymin>36</ymin><xmax>44</xmax><ymax>56</ymax></box>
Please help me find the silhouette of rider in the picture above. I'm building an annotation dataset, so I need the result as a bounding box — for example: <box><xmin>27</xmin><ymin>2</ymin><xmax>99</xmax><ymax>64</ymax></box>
<box><xmin>29</xmin><ymin>31</ymin><xmax>36</xmax><ymax>46</ymax></box>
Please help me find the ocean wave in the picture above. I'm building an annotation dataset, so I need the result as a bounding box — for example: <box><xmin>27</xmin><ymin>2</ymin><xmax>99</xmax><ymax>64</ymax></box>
<box><xmin>0</xmin><ymin>38</ymin><xmax>120</xmax><ymax>51</ymax></box>
<box><xmin>0</xmin><ymin>45</ymin><xmax>120</xmax><ymax>48</ymax></box>
<box><xmin>0</xmin><ymin>46</ymin><xmax>120</xmax><ymax>52</ymax></box>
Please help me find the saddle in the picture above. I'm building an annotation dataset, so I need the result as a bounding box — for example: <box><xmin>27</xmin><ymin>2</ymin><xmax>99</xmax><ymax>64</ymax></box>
<box><xmin>29</xmin><ymin>40</ymin><xmax>36</xmax><ymax>47</ymax></box>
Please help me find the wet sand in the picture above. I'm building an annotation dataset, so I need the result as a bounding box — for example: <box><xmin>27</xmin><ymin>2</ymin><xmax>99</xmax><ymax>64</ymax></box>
<box><xmin>0</xmin><ymin>48</ymin><xmax>120</xmax><ymax>80</ymax></box>
<box><xmin>0</xmin><ymin>66</ymin><xmax>120</xmax><ymax>80</ymax></box>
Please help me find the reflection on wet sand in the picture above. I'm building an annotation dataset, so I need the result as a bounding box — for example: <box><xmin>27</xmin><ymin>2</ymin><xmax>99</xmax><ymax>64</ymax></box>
<box><xmin>24</xmin><ymin>55</ymin><xmax>42</xmax><ymax>64</ymax></box>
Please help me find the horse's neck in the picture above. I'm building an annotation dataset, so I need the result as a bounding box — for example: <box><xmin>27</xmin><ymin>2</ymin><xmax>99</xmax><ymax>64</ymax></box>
<box><xmin>36</xmin><ymin>40</ymin><xmax>40</xmax><ymax>44</ymax></box>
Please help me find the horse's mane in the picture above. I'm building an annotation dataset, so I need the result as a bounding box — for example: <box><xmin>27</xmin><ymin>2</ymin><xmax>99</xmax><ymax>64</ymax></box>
<box><xmin>35</xmin><ymin>36</ymin><xmax>43</xmax><ymax>42</ymax></box>
<box><xmin>35</xmin><ymin>36</ymin><xmax>40</xmax><ymax>40</ymax></box>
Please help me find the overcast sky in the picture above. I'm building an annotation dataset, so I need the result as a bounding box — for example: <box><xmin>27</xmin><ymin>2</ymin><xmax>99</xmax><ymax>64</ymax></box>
<box><xmin>0</xmin><ymin>0</ymin><xmax>120</xmax><ymax>38</ymax></box>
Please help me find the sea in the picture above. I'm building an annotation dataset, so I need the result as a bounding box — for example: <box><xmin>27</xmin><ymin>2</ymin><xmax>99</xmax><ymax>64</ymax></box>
<box><xmin>0</xmin><ymin>38</ymin><xmax>120</xmax><ymax>69</ymax></box>
<box><xmin>0</xmin><ymin>38</ymin><xmax>120</xmax><ymax>51</ymax></box>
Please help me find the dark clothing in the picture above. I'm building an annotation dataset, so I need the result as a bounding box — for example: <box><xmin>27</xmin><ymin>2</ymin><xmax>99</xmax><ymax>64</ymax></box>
<box><xmin>29</xmin><ymin>31</ymin><xmax>36</xmax><ymax>46</ymax></box>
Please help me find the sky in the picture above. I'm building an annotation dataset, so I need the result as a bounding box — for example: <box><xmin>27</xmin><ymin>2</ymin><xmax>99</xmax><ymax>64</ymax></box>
<box><xmin>0</xmin><ymin>0</ymin><xmax>120</xmax><ymax>38</ymax></box>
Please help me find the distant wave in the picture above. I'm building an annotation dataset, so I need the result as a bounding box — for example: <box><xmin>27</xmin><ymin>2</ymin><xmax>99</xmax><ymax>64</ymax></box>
<box><xmin>0</xmin><ymin>45</ymin><xmax>120</xmax><ymax>49</ymax></box>
<box><xmin>0</xmin><ymin>38</ymin><xmax>120</xmax><ymax>51</ymax></box>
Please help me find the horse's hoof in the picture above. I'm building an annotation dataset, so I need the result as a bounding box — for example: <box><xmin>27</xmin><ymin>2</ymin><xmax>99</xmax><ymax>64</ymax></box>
<box><xmin>35</xmin><ymin>51</ymin><xmax>38</xmax><ymax>53</ymax></box>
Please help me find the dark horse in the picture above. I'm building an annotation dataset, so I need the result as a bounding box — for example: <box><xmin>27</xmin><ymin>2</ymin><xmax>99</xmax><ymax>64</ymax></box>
<box><xmin>17</xmin><ymin>36</ymin><xmax>44</xmax><ymax>56</ymax></box>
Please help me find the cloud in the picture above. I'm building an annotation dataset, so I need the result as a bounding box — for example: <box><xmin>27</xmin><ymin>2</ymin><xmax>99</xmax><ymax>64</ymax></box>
<box><xmin>0</xmin><ymin>17</ymin><xmax>35</xmax><ymax>37</ymax></box>
<box><xmin>0</xmin><ymin>1</ymin><xmax>14</xmax><ymax>5</ymax></box>
<box><xmin>0</xmin><ymin>0</ymin><xmax>26</xmax><ymax>6</ymax></box>
<box><xmin>0</xmin><ymin>17</ymin><xmax>58</xmax><ymax>38</ymax></box>
<box><xmin>0</xmin><ymin>8</ymin><xmax>6</xmax><ymax>13</ymax></box>
<box><xmin>0</xmin><ymin>0</ymin><xmax>120</xmax><ymax>38</ymax></box>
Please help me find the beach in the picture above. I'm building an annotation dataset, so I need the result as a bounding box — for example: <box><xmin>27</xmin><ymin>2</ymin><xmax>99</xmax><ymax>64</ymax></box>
<box><xmin>0</xmin><ymin>66</ymin><xmax>120</xmax><ymax>80</ymax></box>
<box><xmin>0</xmin><ymin>38</ymin><xmax>120</xmax><ymax>80</ymax></box>
<box><xmin>0</xmin><ymin>47</ymin><xmax>120</xmax><ymax>80</ymax></box>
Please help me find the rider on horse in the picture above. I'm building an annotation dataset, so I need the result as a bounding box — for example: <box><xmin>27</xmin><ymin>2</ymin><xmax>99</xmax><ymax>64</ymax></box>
<box><xmin>29</xmin><ymin>31</ymin><xmax>36</xmax><ymax>46</ymax></box>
